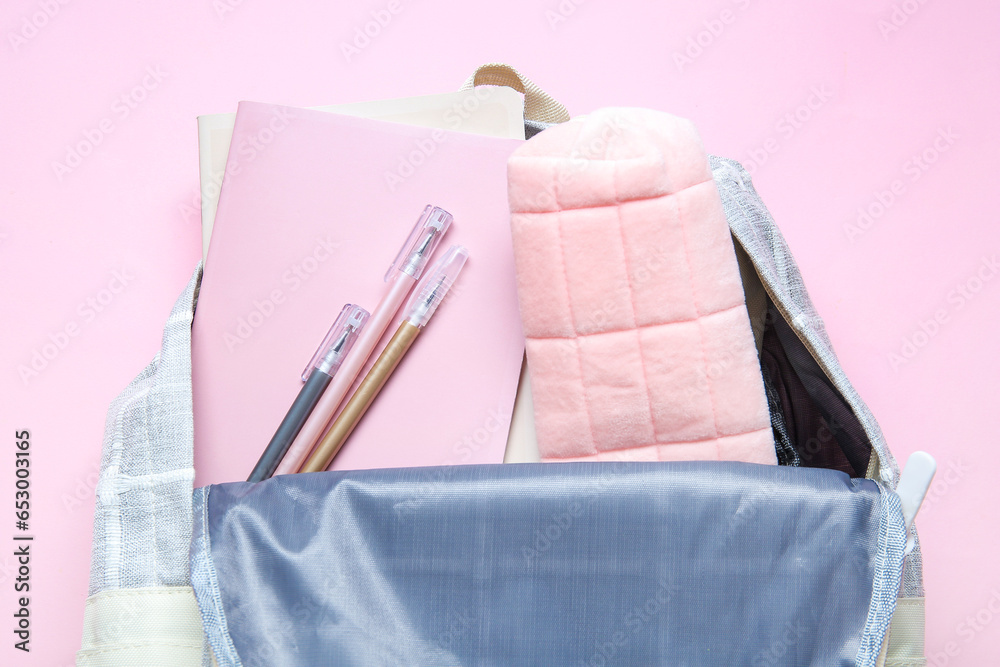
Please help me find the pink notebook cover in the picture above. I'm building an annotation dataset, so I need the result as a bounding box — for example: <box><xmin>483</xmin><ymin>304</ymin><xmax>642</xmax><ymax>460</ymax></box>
<box><xmin>192</xmin><ymin>102</ymin><xmax>524</xmax><ymax>486</ymax></box>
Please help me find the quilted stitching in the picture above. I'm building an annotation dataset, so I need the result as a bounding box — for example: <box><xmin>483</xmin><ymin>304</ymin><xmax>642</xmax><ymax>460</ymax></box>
<box><xmin>508</xmin><ymin>108</ymin><xmax>775</xmax><ymax>463</ymax></box>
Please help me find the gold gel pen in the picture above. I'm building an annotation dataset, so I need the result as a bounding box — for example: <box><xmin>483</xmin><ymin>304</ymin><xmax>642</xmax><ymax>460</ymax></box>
<box><xmin>299</xmin><ymin>245</ymin><xmax>469</xmax><ymax>473</ymax></box>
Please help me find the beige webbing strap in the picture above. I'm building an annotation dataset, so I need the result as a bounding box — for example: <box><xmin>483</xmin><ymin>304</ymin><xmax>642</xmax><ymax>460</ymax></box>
<box><xmin>883</xmin><ymin>597</ymin><xmax>927</xmax><ymax>666</ymax></box>
<box><xmin>461</xmin><ymin>63</ymin><xmax>570</xmax><ymax>125</ymax></box>
<box><xmin>77</xmin><ymin>587</ymin><xmax>208</xmax><ymax>667</ymax></box>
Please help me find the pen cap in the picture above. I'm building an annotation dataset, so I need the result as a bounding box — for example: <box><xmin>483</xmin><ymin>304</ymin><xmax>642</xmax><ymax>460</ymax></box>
<box><xmin>302</xmin><ymin>304</ymin><xmax>370</xmax><ymax>381</ymax></box>
<box><xmin>404</xmin><ymin>245</ymin><xmax>469</xmax><ymax>328</ymax></box>
<box><xmin>384</xmin><ymin>205</ymin><xmax>454</xmax><ymax>282</ymax></box>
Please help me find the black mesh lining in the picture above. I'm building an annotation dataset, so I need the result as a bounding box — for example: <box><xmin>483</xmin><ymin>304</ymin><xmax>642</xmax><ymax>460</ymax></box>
<box><xmin>760</xmin><ymin>361</ymin><xmax>801</xmax><ymax>467</ymax></box>
<box><xmin>760</xmin><ymin>304</ymin><xmax>872</xmax><ymax>477</ymax></box>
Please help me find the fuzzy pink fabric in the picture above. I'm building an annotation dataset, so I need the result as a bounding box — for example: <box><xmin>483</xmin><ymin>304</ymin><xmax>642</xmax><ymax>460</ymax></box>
<box><xmin>508</xmin><ymin>108</ymin><xmax>776</xmax><ymax>464</ymax></box>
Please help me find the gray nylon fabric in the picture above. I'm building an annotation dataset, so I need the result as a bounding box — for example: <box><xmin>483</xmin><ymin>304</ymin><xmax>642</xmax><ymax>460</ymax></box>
<box><xmin>524</xmin><ymin>119</ymin><xmax>555</xmax><ymax>139</ymax></box>
<box><xmin>191</xmin><ymin>462</ymin><xmax>905</xmax><ymax>667</ymax></box>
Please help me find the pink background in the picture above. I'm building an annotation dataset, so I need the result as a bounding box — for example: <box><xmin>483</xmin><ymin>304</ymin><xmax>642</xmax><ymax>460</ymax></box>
<box><xmin>0</xmin><ymin>0</ymin><xmax>995</xmax><ymax>664</ymax></box>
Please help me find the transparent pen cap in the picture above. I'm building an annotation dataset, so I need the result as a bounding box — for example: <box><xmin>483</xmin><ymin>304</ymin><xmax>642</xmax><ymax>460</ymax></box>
<box><xmin>384</xmin><ymin>205</ymin><xmax>454</xmax><ymax>282</ymax></box>
<box><xmin>404</xmin><ymin>245</ymin><xmax>469</xmax><ymax>328</ymax></box>
<box><xmin>302</xmin><ymin>304</ymin><xmax>370</xmax><ymax>381</ymax></box>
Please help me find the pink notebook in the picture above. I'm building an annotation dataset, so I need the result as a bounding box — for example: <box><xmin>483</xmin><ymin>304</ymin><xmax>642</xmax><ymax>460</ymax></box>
<box><xmin>192</xmin><ymin>102</ymin><xmax>524</xmax><ymax>486</ymax></box>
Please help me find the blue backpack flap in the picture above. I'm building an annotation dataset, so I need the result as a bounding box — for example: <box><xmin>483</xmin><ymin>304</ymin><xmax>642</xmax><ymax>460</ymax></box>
<box><xmin>192</xmin><ymin>462</ymin><xmax>904</xmax><ymax>667</ymax></box>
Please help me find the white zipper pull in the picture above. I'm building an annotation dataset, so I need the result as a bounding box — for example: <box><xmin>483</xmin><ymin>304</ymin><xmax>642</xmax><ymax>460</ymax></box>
<box><xmin>896</xmin><ymin>451</ymin><xmax>936</xmax><ymax>554</ymax></box>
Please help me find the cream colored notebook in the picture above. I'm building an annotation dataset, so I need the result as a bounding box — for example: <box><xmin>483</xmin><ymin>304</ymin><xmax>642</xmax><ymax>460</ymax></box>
<box><xmin>196</xmin><ymin>86</ymin><xmax>539</xmax><ymax>464</ymax></box>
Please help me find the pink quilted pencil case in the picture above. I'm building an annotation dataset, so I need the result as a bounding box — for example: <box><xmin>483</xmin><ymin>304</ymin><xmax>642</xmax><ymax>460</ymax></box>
<box><xmin>507</xmin><ymin>108</ymin><xmax>776</xmax><ymax>464</ymax></box>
